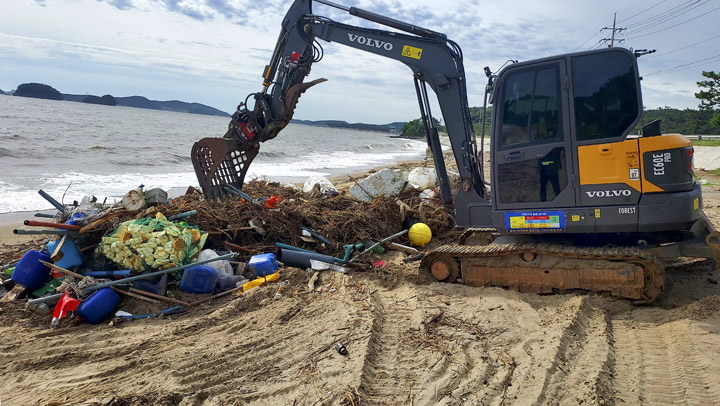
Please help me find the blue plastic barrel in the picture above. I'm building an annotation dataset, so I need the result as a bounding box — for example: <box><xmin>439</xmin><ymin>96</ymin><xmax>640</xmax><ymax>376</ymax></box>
<box><xmin>248</xmin><ymin>253</ymin><xmax>280</xmax><ymax>277</ymax></box>
<box><xmin>179</xmin><ymin>265</ymin><xmax>218</xmax><ymax>294</ymax></box>
<box><xmin>11</xmin><ymin>250</ymin><xmax>51</xmax><ymax>291</ymax></box>
<box><xmin>47</xmin><ymin>237</ymin><xmax>83</xmax><ymax>269</ymax></box>
<box><xmin>76</xmin><ymin>287</ymin><xmax>120</xmax><ymax>324</ymax></box>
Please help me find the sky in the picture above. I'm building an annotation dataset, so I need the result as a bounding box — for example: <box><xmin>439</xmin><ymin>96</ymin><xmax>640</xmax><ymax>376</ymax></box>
<box><xmin>1</xmin><ymin>0</ymin><xmax>718</xmax><ymax>124</ymax></box>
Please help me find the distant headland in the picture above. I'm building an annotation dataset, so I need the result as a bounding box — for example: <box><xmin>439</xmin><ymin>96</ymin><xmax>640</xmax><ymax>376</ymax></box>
<box><xmin>1</xmin><ymin>83</ymin><xmax>409</xmax><ymax>133</ymax></box>
<box><xmin>3</xmin><ymin>82</ymin><xmax>230</xmax><ymax>117</ymax></box>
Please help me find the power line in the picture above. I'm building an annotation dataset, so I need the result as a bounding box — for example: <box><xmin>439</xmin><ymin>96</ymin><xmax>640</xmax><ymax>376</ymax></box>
<box><xmin>645</xmin><ymin>33</ymin><xmax>720</xmax><ymax>59</ymax></box>
<box><xmin>644</xmin><ymin>53</ymin><xmax>720</xmax><ymax>76</ymax></box>
<box><xmin>572</xmin><ymin>28</ymin><xmax>604</xmax><ymax>52</ymax></box>
<box><xmin>624</xmin><ymin>0</ymin><xmax>711</xmax><ymax>35</ymax></box>
<box><xmin>623</xmin><ymin>0</ymin><xmax>701</xmax><ymax>29</ymax></box>
<box><xmin>588</xmin><ymin>39</ymin><xmax>606</xmax><ymax>50</ymax></box>
<box><xmin>618</xmin><ymin>0</ymin><xmax>669</xmax><ymax>24</ymax></box>
<box><xmin>625</xmin><ymin>4</ymin><xmax>720</xmax><ymax>39</ymax></box>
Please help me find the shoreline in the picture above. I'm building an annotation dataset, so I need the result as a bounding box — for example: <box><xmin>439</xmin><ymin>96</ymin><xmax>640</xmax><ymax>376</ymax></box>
<box><xmin>0</xmin><ymin>154</ymin><xmax>436</xmax><ymax>247</ymax></box>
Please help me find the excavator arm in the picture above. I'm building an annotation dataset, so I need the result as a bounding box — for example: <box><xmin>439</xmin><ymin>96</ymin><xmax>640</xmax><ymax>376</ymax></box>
<box><xmin>192</xmin><ymin>0</ymin><xmax>487</xmax><ymax>206</ymax></box>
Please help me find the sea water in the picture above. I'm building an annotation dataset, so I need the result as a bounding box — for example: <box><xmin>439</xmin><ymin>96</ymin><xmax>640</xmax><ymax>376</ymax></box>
<box><xmin>0</xmin><ymin>95</ymin><xmax>426</xmax><ymax>213</ymax></box>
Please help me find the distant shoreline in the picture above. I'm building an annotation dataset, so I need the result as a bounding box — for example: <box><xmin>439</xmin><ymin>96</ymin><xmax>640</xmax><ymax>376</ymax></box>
<box><xmin>1</xmin><ymin>92</ymin><xmax>407</xmax><ymax>132</ymax></box>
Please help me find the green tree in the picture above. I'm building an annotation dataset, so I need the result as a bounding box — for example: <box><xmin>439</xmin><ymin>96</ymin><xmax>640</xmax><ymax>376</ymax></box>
<box><xmin>695</xmin><ymin>71</ymin><xmax>720</xmax><ymax>131</ymax></box>
<box><xmin>469</xmin><ymin>106</ymin><xmax>493</xmax><ymax>136</ymax></box>
<box><xmin>401</xmin><ymin>117</ymin><xmax>442</xmax><ymax>138</ymax></box>
<box><xmin>696</xmin><ymin>71</ymin><xmax>720</xmax><ymax>108</ymax></box>
<box><xmin>711</xmin><ymin>112</ymin><xmax>720</xmax><ymax>128</ymax></box>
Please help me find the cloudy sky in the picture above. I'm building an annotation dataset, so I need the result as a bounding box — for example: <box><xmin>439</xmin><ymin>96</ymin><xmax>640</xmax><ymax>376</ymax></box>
<box><xmin>1</xmin><ymin>0</ymin><xmax>718</xmax><ymax>123</ymax></box>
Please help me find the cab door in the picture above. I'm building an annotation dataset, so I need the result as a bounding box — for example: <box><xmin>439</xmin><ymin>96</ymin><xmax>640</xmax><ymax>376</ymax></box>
<box><xmin>493</xmin><ymin>60</ymin><xmax>575</xmax><ymax>211</ymax></box>
<box><xmin>568</xmin><ymin>49</ymin><xmax>643</xmax><ymax>208</ymax></box>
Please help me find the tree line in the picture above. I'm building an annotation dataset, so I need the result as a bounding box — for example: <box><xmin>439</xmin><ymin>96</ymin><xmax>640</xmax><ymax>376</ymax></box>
<box><xmin>401</xmin><ymin>71</ymin><xmax>720</xmax><ymax>138</ymax></box>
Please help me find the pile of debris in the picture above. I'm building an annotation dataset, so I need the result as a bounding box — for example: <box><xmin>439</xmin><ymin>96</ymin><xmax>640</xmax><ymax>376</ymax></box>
<box><xmin>0</xmin><ymin>168</ymin><xmax>454</xmax><ymax>329</ymax></box>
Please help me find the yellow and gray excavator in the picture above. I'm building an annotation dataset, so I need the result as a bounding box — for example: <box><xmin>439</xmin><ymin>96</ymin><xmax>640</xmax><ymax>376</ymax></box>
<box><xmin>192</xmin><ymin>0</ymin><xmax>720</xmax><ymax>302</ymax></box>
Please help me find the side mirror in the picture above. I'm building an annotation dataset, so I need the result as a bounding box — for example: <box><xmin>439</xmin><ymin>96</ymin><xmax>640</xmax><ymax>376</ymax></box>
<box><xmin>641</xmin><ymin>119</ymin><xmax>662</xmax><ymax>137</ymax></box>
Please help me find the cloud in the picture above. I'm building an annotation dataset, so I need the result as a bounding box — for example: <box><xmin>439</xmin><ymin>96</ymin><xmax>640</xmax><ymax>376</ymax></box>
<box><xmin>95</xmin><ymin>0</ymin><xmax>291</xmax><ymax>24</ymax></box>
<box><xmin>106</xmin><ymin>0</ymin><xmax>134</xmax><ymax>10</ymax></box>
<box><xmin>4</xmin><ymin>0</ymin><xmax>715</xmax><ymax>122</ymax></box>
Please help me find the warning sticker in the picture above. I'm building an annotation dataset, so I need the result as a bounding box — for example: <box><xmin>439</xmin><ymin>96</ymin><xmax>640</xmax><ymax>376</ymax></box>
<box><xmin>401</xmin><ymin>45</ymin><xmax>423</xmax><ymax>60</ymax></box>
<box><xmin>504</xmin><ymin>211</ymin><xmax>565</xmax><ymax>232</ymax></box>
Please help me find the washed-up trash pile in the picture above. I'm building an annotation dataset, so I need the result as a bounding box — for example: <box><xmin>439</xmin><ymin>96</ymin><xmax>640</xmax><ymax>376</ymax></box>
<box><xmin>0</xmin><ymin>168</ymin><xmax>453</xmax><ymax>328</ymax></box>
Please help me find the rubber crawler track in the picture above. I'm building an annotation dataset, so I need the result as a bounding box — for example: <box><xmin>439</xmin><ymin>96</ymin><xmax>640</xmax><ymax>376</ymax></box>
<box><xmin>421</xmin><ymin>242</ymin><xmax>665</xmax><ymax>302</ymax></box>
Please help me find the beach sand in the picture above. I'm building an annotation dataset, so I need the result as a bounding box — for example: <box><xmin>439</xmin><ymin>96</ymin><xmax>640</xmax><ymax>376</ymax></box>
<box><xmin>0</xmin><ymin>211</ymin><xmax>54</xmax><ymax>246</ymax></box>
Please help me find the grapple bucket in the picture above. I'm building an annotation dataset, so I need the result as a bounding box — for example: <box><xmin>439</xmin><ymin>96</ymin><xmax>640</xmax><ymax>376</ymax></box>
<box><xmin>191</xmin><ymin>138</ymin><xmax>259</xmax><ymax>200</ymax></box>
<box><xmin>191</xmin><ymin>77</ymin><xmax>327</xmax><ymax>200</ymax></box>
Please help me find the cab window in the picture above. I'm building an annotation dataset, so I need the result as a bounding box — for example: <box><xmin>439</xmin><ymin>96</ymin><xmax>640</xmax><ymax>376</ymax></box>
<box><xmin>572</xmin><ymin>51</ymin><xmax>639</xmax><ymax>141</ymax></box>
<box><xmin>500</xmin><ymin>65</ymin><xmax>562</xmax><ymax>148</ymax></box>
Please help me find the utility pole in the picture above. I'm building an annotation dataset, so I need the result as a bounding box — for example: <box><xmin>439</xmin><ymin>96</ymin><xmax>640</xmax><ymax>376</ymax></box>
<box><xmin>601</xmin><ymin>13</ymin><xmax>625</xmax><ymax>47</ymax></box>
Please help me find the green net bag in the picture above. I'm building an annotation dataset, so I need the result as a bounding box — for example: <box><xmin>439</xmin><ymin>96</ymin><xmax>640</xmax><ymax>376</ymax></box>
<box><xmin>97</xmin><ymin>212</ymin><xmax>208</xmax><ymax>272</ymax></box>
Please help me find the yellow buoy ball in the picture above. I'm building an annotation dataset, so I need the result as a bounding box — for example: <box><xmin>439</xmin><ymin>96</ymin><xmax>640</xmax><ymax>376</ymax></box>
<box><xmin>408</xmin><ymin>222</ymin><xmax>432</xmax><ymax>247</ymax></box>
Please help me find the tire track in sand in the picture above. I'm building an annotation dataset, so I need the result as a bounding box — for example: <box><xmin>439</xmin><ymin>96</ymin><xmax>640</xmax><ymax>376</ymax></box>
<box><xmin>357</xmin><ymin>289</ymin><xmax>425</xmax><ymax>405</ymax></box>
<box><xmin>612</xmin><ymin>308</ymin><xmax>720</xmax><ymax>405</ymax></box>
<box><xmin>534</xmin><ymin>296</ymin><xmax>613</xmax><ymax>405</ymax></box>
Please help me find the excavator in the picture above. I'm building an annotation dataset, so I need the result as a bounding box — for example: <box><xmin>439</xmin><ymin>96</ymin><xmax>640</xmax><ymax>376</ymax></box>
<box><xmin>192</xmin><ymin>0</ymin><xmax>720</xmax><ymax>302</ymax></box>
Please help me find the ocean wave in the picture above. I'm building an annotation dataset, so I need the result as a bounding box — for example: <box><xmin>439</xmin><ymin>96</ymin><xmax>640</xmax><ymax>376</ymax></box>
<box><xmin>258</xmin><ymin>151</ymin><xmax>292</xmax><ymax>159</ymax></box>
<box><xmin>401</xmin><ymin>142</ymin><xmax>424</xmax><ymax>150</ymax></box>
<box><xmin>163</xmin><ymin>153</ymin><xmax>192</xmax><ymax>164</ymax></box>
<box><xmin>0</xmin><ymin>147</ymin><xmax>13</xmax><ymax>157</ymax></box>
<box><xmin>0</xmin><ymin>134</ymin><xmax>25</xmax><ymax>140</ymax></box>
<box><xmin>107</xmin><ymin>153</ymin><xmax>191</xmax><ymax>167</ymax></box>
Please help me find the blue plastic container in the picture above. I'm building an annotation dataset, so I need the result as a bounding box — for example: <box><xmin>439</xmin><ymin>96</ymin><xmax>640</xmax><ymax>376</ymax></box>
<box><xmin>11</xmin><ymin>250</ymin><xmax>51</xmax><ymax>291</ymax></box>
<box><xmin>76</xmin><ymin>287</ymin><xmax>120</xmax><ymax>324</ymax></box>
<box><xmin>179</xmin><ymin>265</ymin><xmax>218</xmax><ymax>294</ymax></box>
<box><xmin>248</xmin><ymin>253</ymin><xmax>279</xmax><ymax>277</ymax></box>
<box><xmin>47</xmin><ymin>237</ymin><xmax>83</xmax><ymax>269</ymax></box>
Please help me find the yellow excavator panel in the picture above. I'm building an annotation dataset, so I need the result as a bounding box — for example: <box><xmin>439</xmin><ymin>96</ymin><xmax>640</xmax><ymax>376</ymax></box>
<box><xmin>577</xmin><ymin>139</ymin><xmax>641</xmax><ymax>192</ymax></box>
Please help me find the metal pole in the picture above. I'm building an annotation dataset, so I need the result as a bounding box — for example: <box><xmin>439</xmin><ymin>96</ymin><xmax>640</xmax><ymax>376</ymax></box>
<box><xmin>37</xmin><ymin>189</ymin><xmax>65</xmax><ymax>213</ymax></box>
<box><xmin>14</xmin><ymin>229</ymin><xmax>74</xmax><ymax>236</ymax></box>
<box><xmin>349</xmin><ymin>229</ymin><xmax>408</xmax><ymax>262</ymax></box>
<box><xmin>168</xmin><ymin>210</ymin><xmax>197</xmax><ymax>221</ymax></box>
<box><xmin>314</xmin><ymin>0</ymin><xmax>350</xmax><ymax>11</ymax></box>
<box><xmin>610</xmin><ymin>13</ymin><xmax>616</xmax><ymax>47</ymax></box>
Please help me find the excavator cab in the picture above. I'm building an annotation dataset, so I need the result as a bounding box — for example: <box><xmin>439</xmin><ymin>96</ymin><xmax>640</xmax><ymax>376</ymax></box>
<box><xmin>485</xmin><ymin>47</ymin><xmax>702</xmax><ymax>236</ymax></box>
